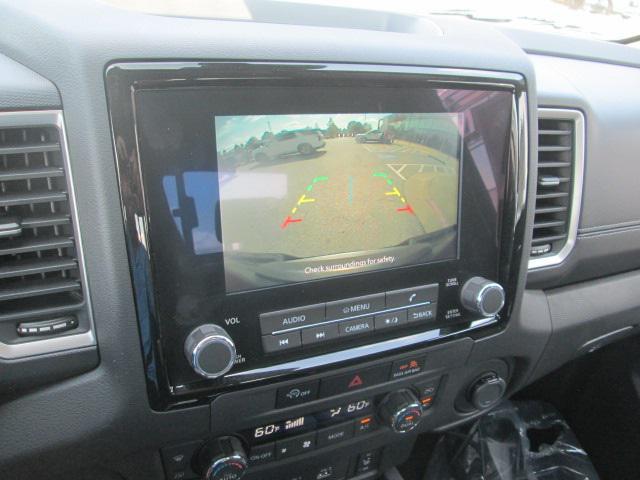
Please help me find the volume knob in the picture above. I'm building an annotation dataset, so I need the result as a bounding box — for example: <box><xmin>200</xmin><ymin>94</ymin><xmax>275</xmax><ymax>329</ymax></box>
<box><xmin>184</xmin><ymin>324</ymin><xmax>236</xmax><ymax>379</ymax></box>
<box><xmin>459</xmin><ymin>277</ymin><xmax>505</xmax><ymax>317</ymax></box>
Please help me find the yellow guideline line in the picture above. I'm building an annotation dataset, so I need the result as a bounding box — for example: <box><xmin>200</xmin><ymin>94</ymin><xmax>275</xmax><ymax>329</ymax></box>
<box><xmin>298</xmin><ymin>194</ymin><xmax>316</xmax><ymax>205</ymax></box>
<box><xmin>291</xmin><ymin>207</ymin><xmax>298</xmax><ymax>214</ymax></box>
<box><xmin>385</xmin><ymin>187</ymin><xmax>401</xmax><ymax>197</ymax></box>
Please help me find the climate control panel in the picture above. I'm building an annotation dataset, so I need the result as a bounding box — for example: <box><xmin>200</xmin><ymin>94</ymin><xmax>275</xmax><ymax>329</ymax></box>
<box><xmin>163</xmin><ymin>383</ymin><xmax>438</xmax><ymax>480</ymax></box>
<box><xmin>162</xmin><ymin>336</ymin><xmax>511</xmax><ymax>480</ymax></box>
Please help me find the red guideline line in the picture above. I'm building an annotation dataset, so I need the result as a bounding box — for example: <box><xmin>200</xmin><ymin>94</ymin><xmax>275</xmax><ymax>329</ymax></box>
<box><xmin>397</xmin><ymin>204</ymin><xmax>415</xmax><ymax>215</ymax></box>
<box><xmin>281</xmin><ymin>216</ymin><xmax>303</xmax><ymax>229</ymax></box>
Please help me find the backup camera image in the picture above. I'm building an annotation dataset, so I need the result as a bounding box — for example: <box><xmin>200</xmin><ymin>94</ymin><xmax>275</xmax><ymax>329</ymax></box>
<box><xmin>215</xmin><ymin>112</ymin><xmax>462</xmax><ymax>293</ymax></box>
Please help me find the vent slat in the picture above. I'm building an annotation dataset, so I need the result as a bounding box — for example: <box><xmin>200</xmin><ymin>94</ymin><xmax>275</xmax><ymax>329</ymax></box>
<box><xmin>536</xmin><ymin>192</ymin><xmax>569</xmax><ymax>200</ymax></box>
<box><xmin>539</xmin><ymin>129</ymin><xmax>571</xmax><ymax>136</ymax></box>
<box><xmin>0</xmin><ymin>235</ymin><xmax>74</xmax><ymax>256</ymax></box>
<box><xmin>535</xmin><ymin>205</ymin><xmax>568</xmax><ymax>214</ymax></box>
<box><xmin>0</xmin><ymin>257</ymin><xmax>77</xmax><ymax>279</ymax></box>
<box><xmin>0</xmin><ymin>142</ymin><xmax>60</xmax><ymax>155</ymax></box>
<box><xmin>539</xmin><ymin>145</ymin><xmax>572</xmax><ymax>152</ymax></box>
<box><xmin>0</xmin><ymin>166</ymin><xmax>65</xmax><ymax>182</ymax></box>
<box><xmin>532</xmin><ymin>234</ymin><xmax>568</xmax><ymax>244</ymax></box>
<box><xmin>20</xmin><ymin>213</ymin><xmax>71</xmax><ymax>229</ymax></box>
<box><xmin>538</xmin><ymin>161</ymin><xmax>571</xmax><ymax>168</ymax></box>
<box><xmin>0</xmin><ymin>278</ymin><xmax>81</xmax><ymax>302</ymax></box>
<box><xmin>0</xmin><ymin>190</ymin><xmax>67</xmax><ymax>208</ymax></box>
<box><xmin>533</xmin><ymin>220</ymin><xmax>566</xmax><ymax>229</ymax></box>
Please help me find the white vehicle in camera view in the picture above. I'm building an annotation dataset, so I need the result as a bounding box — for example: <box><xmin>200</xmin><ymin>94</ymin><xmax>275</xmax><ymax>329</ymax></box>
<box><xmin>252</xmin><ymin>129</ymin><xmax>325</xmax><ymax>162</ymax></box>
<box><xmin>355</xmin><ymin>129</ymin><xmax>393</xmax><ymax>144</ymax></box>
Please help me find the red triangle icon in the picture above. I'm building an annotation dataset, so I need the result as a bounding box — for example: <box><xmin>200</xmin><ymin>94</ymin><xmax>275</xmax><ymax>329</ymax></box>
<box><xmin>348</xmin><ymin>374</ymin><xmax>364</xmax><ymax>389</ymax></box>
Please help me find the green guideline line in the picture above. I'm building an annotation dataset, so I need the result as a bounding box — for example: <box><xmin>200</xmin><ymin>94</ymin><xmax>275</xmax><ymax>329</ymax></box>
<box><xmin>307</xmin><ymin>176</ymin><xmax>329</xmax><ymax>191</ymax></box>
<box><xmin>373</xmin><ymin>172</ymin><xmax>393</xmax><ymax>186</ymax></box>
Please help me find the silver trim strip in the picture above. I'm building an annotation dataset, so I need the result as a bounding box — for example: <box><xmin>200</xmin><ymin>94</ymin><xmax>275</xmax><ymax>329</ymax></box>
<box><xmin>225</xmin><ymin>317</ymin><xmax>497</xmax><ymax>383</ymax></box>
<box><xmin>529</xmin><ymin>108</ymin><xmax>585</xmax><ymax>270</ymax></box>
<box><xmin>0</xmin><ymin>110</ymin><xmax>96</xmax><ymax>359</ymax></box>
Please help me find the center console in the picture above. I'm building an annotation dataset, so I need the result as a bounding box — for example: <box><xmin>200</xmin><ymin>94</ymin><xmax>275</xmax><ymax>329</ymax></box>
<box><xmin>106</xmin><ymin>62</ymin><xmax>528</xmax><ymax>480</ymax></box>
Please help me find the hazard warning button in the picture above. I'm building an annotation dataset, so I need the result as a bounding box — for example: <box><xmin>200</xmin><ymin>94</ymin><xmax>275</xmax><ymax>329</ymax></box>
<box><xmin>320</xmin><ymin>364</ymin><xmax>391</xmax><ymax>397</ymax></box>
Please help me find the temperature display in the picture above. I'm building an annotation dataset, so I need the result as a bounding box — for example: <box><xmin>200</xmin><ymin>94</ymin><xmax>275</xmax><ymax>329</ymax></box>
<box><xmin>320</xmin><ymin>399</ymin><xmax>373</xmax><ymax>423</ymax></box>
<box><xmin>242</xmin><ymin>398</ymin><xmax>374</xmax><ymax>445</ymax></box>
<box><xmin>251</xmin><ymin>415</ymin><xmax>315</xmax><ymax>441</ymax></box>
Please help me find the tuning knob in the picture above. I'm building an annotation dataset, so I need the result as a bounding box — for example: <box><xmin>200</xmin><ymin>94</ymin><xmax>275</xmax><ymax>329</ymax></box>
<box><xmin>184</xmin><ymin>324</ymin><xmax>236</xmax><ymax>379</ymax></box>
<box><xmin>460</xmin><ymin>277</ymin><xmax>505</xmax><ymax>317</ymax></box>
<box><xmin>198</xmin><ymin>436</ymin><xmax>248</xmax><ymax>480</ymax></box>
<box><xmin>378</xmin><ymin>389</ymin><xmax>424</xmax><ymax>433</ymax></box>
<box><xmin>468</xmin><ymin>373</ymin><xmax>507</xmax><ymax>410</ymax></box>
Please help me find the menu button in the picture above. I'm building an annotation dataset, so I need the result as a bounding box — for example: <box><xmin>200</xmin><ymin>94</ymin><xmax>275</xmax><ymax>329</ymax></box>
<box><xmin>326</xmin><ymin>293</ymin><xmax>385</xmax><ymax>320</ymax></box>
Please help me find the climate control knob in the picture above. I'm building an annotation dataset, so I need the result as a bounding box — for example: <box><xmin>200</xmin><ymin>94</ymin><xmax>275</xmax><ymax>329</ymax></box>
<box><xmin>378</xmin><ymin>389</ymin><xmax>424</xmax><ymax>433</ymax></box>
<box><xmin>184</xmin><ymin>324</ymin><xmax>236</xmax><ymax>379</ymax></box>
<box><xmin>460</xmin><ymin>277</ymin><xmax>505</xmax><ymax>317</ymax></box>
<box><xmin>198</xmin><ymin>436</ymin><xmax>248</xmax><ymax>480</ymax></box>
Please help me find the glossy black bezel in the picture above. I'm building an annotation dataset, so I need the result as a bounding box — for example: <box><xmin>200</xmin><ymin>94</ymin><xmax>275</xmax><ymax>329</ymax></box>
<box><xmin>105</xmin><ymin>62</ymin><xmax>528</xmax><ymax>410</ymax></box>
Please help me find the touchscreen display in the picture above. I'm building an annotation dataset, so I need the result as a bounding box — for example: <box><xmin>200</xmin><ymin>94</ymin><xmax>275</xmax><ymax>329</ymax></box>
<box><xmin>215</xmin><ymin>112</ymin><xmax>462</xmax><ymax>293</ymax></box>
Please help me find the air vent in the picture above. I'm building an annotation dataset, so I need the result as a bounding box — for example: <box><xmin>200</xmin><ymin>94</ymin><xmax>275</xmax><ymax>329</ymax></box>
<box><xmin>529</xmin><ymin>109</ymin><xmax>584</xmax><ymax>269</ymax></box>
<box><xmin>0</xmin><ymin>111</ymin><xmax>94</xmax><ymax>358</ymax></box>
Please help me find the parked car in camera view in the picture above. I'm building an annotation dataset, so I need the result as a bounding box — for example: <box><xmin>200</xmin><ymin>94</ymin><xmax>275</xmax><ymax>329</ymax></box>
<box><xmin>252</xmin><ymin>129</ymin><xmax>325</xmax><ymax>162</ymax></box>
<box><xmin>355</xmin><ymin>129</ymin><xmax>393</xmax><ymax>143</ymax></box>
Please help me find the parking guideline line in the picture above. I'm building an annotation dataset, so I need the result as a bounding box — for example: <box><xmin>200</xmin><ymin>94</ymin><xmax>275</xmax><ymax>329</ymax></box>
<box><xmin>281</xmin><ymin>176</ymin><xmax>328</xmax><ymax>229</ymax></box>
